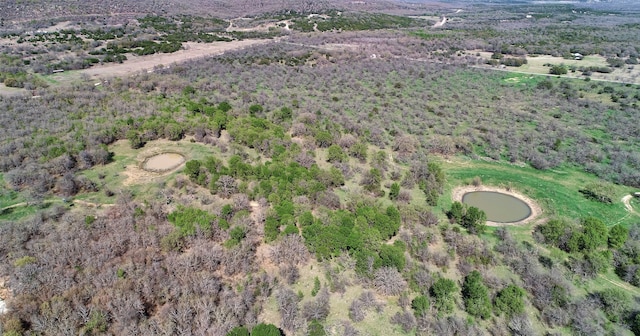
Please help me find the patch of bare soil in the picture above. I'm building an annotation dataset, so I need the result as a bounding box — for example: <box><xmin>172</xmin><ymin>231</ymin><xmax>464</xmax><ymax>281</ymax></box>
<box><xmin>81</xmin><ymin>39</ymin><xmax>271</xmax><ymax>78</ymax></box>
<box><xmin>452</xmin><ymin>185</ymin><xmax>542</xmax><ymax>226</ymax></box>
<box><xmin>623</xmin><ymin>195</ymin><xmax>639</xmax><ymax>215</ymax></box>
<box><xmin>0</xmin><ymin>277</ymin><xmax>9</xmax><ymax>315</ymax></box>
<box><xmin>0</xmin><ymin>83</ymin><xmax>28</xmax><ymax>97</ymax></box>
<box><xmin>73</xmin><ymin>199</ymin><xmax>114</xmax><ymax>208</ymax></box>
<box><xmin>433</xmin><ymin>16</ymin><xmax>447</xmax><ymax>27</ymax></box>
<box><xmin>122</xmin><ymin>144</ymin><xmax>187</xmax><ymax>186</ymax></box>
<box><xmin>143</xmin><ymin>153</ymin><xmax>185</xmax><ymax>172</ymax></box>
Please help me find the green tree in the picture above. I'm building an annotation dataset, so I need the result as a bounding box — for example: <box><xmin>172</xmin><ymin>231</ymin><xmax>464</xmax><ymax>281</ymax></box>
<box><xmin>251</xmin><ymin>323</ymin><xmax>282</xmax><ymax>336</ymax></box>
<box><xmin>598</xmin><ymin>288</ymin><xmax>631</xmax><ymax>322</ymax></box>
<box><xmin>273</xmin><ymin>107</ymin><xmax>293</xmax><ymax>122</ymax></box>
<box><xmin>312</xmin><ymin>276</ymin><xmax>321</xmax><ymax>296</ymax></box>
<box><xmin>361</xmin><ymin>168</ymin><xmax>383</xmax><ymax>195</ymax></box>
<box><xmin>227</xmin><ymin>326</ymin><xmax>250</xmax><ymax>336</ymax></box>
<box><xmin>461</xmin><ymin>271</ymin><xmax>492</xmax><ymax>319</ymax></box>
<box><xmin>315</xmin><ymin>130</ymin><xmax>333</xmax><ymax>148</ymax></box>
<box><xmin>327</xmin><ymin>144</ymin><xmax>347</xmax><ymax>163</ymax></box>
<box><xmin>462</xmin><ymin>207</ymin><xmax>487</xmax><ymax>234</ymax></box>
<box><xmin>537</xmin><ymin>219</ymin><xmax>570</xmax><ymax>247</ymax></box>
<box><xmin>550</xmin><ymin>64</ymin><xmax>568</xmax><ymax>75</ymax></box>
<box><xmin>633</xmin><ymin>313</ymin><xmax>640</xmax><ymax>335</ymax></box>
<box><xmin>349</xmin><ymin>142</ymin><xmax>368</xmax><ymax>162</ymax></box>
<box><xmin>264</xmin><ymin>216</ymin><xmax>281</xmax><ymax>242</ymax></box>
<box><xmin>430</xmin><ymin>277</ymin><xmax>457</xmax><ymax>315</ymax></box>
<box><xmin>377</xmin><ymin>243</ymin><xmax>406</xmax><ymax>272</ymax></box>
<box><xmin>447</xmin><ymin>201</ymin><xmax>465</xmax><ymax>224</ymax></box>
<box><xmin>608</xmin><ymin>224</ymin><xmax>628</xmax><ymax>248</ymax></box>
<box><xmin>167</xmin><ymin>206</ymin><xmax>217</xmax><ymax>236</ymax></box>
<box><xmin>184</xmin><ymin>160</ymin><xmax>202</xmax><ymax>181</ymax></box>
<box><xmin>494</xmin><ymin>285</ymin><xmax>526</xmax><ymax>317</ymax></box>
<box><xmin>411</xmin><ymin>295</ymin><xmax>430</xmax><ymax>317</ymax></box>
<box><xmin>249</xmin><ymin>104</ymin><xmax>264</xmax><ymax>116</ymax></box>
<box><xmin>126</xmin><ymin>130</ymin><xmax>145</xmax><ymax>149</ymax></box>
<box><xmin>581</xmin><ymin>217</ymin><xmax>608</xmax><ymax>251</ymax></box>
<box><xmin>308</xmin><ymin>320</ymin><xmax>326</xmax><ymax>336</ymax></box>
<box><xmin>389</xmin><ymin>182</ymin><xmax>400</xmax><ymax>200</ymax></box>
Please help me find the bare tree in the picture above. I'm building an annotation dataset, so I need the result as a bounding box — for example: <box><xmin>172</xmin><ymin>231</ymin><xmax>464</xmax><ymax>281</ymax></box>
<box><xmin>215</xmin><ymin>175</ymin><xmax>237</xmax><ymax>199</ymax></box>
<box><xmin>271</xmin><ymin>235</ymin><xmax>310</xmax><ymax>266</ymax></box>
<box><xmin>303</xmin><ymin>287</ymin><xmax>330</xmax><ymax>322</ymax></box>
<box><xmin>374</xmin><ymin>267</ymin><xmax>407</xmax><ymax>296</ymax></box>
<box><xmin>276</xmin><ymin>287</ymin><xmax>300</xmax><ymax>332</ymax></box>
<box><xmin>391</xmin><ymin>311</ymin><xmax>416</xmax><ymax>333</ymax></box>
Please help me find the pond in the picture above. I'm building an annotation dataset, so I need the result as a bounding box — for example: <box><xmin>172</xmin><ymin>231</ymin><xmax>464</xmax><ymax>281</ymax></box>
<box><xmin>142</xmin><ymin>153</ymin><xmax>185</xmax><ymax>172</ymax></box>
<box><xmin>462</xmin><ymin>191</ymin><xmax>532</xmax><ymax>223</ymax></box>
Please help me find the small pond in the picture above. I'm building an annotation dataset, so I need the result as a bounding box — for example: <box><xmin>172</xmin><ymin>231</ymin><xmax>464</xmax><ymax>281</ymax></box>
<box><xmin>143</xmin><ymin>153</ymin><xmax>185</xmax><ymax>172</ymax></box>
<box><xmin>462</xmin><ymin>191</ymin><xmax>532</xmax><ymax>223</ymax></box>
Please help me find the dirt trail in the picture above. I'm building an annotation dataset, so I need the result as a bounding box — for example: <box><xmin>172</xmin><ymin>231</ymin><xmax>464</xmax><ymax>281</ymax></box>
<box><xmin>1</xmin><ymin>199</ymin><xmax>112</xmax><ymax>214</ymax></box>
<box><xmin>72</xmin><ymin>199</ymin><xmax>114</xmax><ymax>208</ymax></box>
<box><xmin>622</xmin><ymin>195</ymin><xmax>637</xmax><ymax>214</ymax></box>
<box><xmin>80</xmin><ymin>39</ymin><xmax>270</xmax><ymax>79</ymax></box>
<box><xmin>600</xmin><ymin>275</ymin><xmax>640</xmax><ymax>295</ymax></box>
<box><xmin>433</xmin><ymin>16</ymin><xmax>447</xmax><ymax>28</ymax></box>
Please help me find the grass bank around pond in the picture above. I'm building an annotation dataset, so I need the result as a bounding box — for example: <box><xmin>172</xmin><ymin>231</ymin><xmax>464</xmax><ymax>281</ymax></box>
<box><xmin>438</xmin><ymin>157</ymin><xmax>638</xmax><ymax>227</ymax></box>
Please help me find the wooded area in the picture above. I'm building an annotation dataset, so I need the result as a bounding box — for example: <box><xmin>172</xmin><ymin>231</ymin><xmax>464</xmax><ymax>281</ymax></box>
<box><xmin>1</xmin><ymin>0</ymin><xmax>640</xmax><ymax>335</ymax></box>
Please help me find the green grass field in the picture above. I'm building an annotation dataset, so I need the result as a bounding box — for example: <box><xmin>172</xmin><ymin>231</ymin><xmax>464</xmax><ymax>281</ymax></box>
<box><xmin>439</xmin><ymin>157</ymin><xmax>638</xmax><ymax>227</ymax></box>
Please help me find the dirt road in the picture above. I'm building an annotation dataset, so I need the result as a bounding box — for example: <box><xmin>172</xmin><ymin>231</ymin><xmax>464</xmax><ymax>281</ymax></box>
<box><xmin>81</xmin><ymin>39</ymin><xmax>271</xmax><ymax>79</ymax></box>
<box><xmin>623</xmin><ymin>195</ymin><xmax>638</xmax><ymax>215</ymax></box>
<box><xmin>433</xmin><ymin>16</ymin><xmax>447</xmax><ymax>28</ymax></box>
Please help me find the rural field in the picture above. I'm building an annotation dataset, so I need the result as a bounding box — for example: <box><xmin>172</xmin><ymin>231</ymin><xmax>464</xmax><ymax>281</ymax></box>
<box><xmin>1</xmin><ymin>0</ymin><xmax>640</xmax><ymax>335</ymax></box>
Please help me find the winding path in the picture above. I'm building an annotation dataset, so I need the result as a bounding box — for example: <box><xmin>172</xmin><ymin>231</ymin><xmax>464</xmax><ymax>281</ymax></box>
<box><xmin>1</xmin><ymin>199</ymin><xmax>113</xmax><ymax>214</ymax></box>
<box><xmin>623</xmin><ymin>195</ymin><xmax>638</xmax><ymax>215</ymax></box>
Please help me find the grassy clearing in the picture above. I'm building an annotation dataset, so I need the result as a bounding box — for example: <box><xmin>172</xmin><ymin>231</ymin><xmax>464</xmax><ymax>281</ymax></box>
<box><xmin>0</xmin><ymin>174</ymin><xmax>23</xmax><ymax>209</ymax></box>
<box><xmin>0</xmin><ymin>204</ymin><xmax>38</xmax><ymax>221</ymax></box>
<box><xmin>473</xmin><ymin>51</ymin><xmax>640</xmax><ymax>84</ymax></box>
<box><xmin>438</xmin><ymin>157</ymin><xmax>637</xmax><ymax>227</ymax></box>
<box><xmin>77</xmin><ymin>138</ymin><xmax>219</xmax><ymax>204</ymax></box>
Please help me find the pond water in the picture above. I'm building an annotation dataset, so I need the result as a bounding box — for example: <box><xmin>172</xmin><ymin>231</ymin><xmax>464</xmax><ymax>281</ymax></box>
<box><xmin>462</xmin><ymin>191</ymin><xmax>532</xmax><ymax>223</ymax></box>
<box><xmin>143</xmin><ymin>153</ymin><xmax>185</xmax><ymax>171</ymax></box>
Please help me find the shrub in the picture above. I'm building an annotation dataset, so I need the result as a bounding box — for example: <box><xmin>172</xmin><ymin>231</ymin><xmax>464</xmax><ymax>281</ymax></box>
<box><xmin>462</xmin><ymin>270</ymin><xmax>492</xmax><ymax>319</ymax></box>
<box><xmin>598</xmin><ymin>288</ymin><xmax>631</xmax><ymax>322</ymax></box>
<box><xmin>167</xmin><ymin>206</ymin><xmax>218</xmax><ymax>236</ymax></box>
<box><xmin>251</xmin><ymin>323</ymin><xmax>282</xmax><ymax>336</ymax></box>
<box><xmin>608</xmin><ymin>225</ymin><xmax>628</xmax><ymax>248</ymax></box>
<box><xmin>327</xmin><ymin>144</ymin><xmax>347</xmax><ymax>163</ymax></box>
<box><xmin>462</xmin><ymin>206</ymin><xmax>487</xmax><ymax>234</ymax></box>
<box><xmin>581</xmin><ymin>217</ymin><xmax>608</xmax><ymax>252</ymax></box>
<box><xmin>227</xmin><ymin>326</ymin><xmax>250</xmax><ymax>336</ymax></box>
<box><xmin>494</xmin><ymin>285</ymin><xmax>526</xmax><ymax>317</ymax></box>
<box><xmin>411</xmin><ymin>295</ymin><xmax>430</xmax><ymax>317</ymax></box>
<box><xmin>430</xmin><ymin>277</ymin><xmax>457</xmax><ymax>315</ymax></box>
<box><xmin>550</xmin><ymin>64</ymin><xmax>568</xmax><ymax>75</ymax></box>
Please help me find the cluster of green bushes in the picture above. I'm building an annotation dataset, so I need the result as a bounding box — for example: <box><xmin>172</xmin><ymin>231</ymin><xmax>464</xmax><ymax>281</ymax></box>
<box><xmin>138</xmin><ymin>15</ymin><xmax>232</xmax><ymax>43</ymax></box>
<box><xmin>226</xmin><ymin>323</ymin><xmax>283</xmax><ymax>336</ymax></box>
<box><xmin>536</xmin><ymin>217</ymin><xmax>629</xmax><ymax>277</ymax></box>
<box><xmin>301</xmin><ymin>205</ymin><xmax>403</xmax><ymax>276</ymax></box>
<box><xmin>292</xmin><ymin>12</ymin><xmax>422</xmax><ymax>32</ymax></box>
<box><xmin>447</xmin><ymin>202</ymin><xmax>488</xmax><ymax>234</ymax></box>
<box><xmin>226</xmin><ymin>117</ymin><xmax>287</xmax><ymax>149</ymax></box>
<box><xmin>17</xmin><ymin>30</ymin><xmax>83</xmax><ymax>44</ymax></box>
<box><xmin>415</xmin><ymin>271</ymin><xmax>526</xmax><ymax>319</ymax></box>
<box><xmin>184</xmin><ymin>153</ymin><xmax>341</xmax><ymax>201</ymax></box>
<box><xmin>96</xmin><ymin>40</ymin><xmax>182</xmax><ymax>56</ymax></box>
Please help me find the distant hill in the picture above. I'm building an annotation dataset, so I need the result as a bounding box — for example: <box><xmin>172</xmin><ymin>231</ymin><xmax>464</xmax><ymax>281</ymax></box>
<box><xmin>0</xmin><ymin>0</ymin><xmax>444</xmax><ymax>22</ymax></box>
